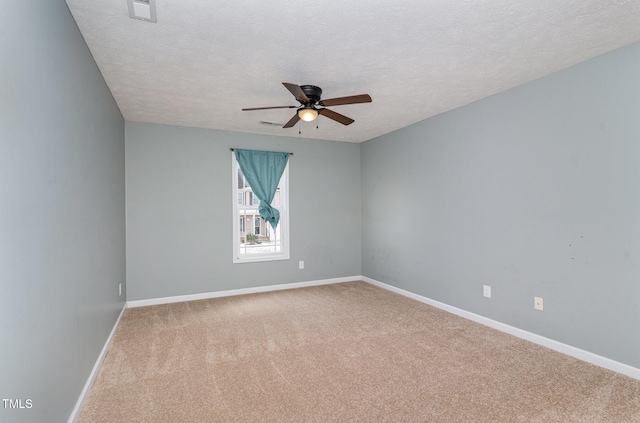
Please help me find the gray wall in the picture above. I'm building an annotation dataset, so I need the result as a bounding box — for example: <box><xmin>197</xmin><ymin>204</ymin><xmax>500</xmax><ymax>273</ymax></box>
<box><xmin>0</xmin><ymin>2</ymin><xmax>126</xmax><ymax>423</ymax></box>
<box><xmin>362</xmin><ymin>42</ymin><xmax>640</xmax><ymax>368</ymax></box>
<box><xmin>125</xmin><ymin>122</ymin><xmax>361</xmax><ymax>301</ymax></box>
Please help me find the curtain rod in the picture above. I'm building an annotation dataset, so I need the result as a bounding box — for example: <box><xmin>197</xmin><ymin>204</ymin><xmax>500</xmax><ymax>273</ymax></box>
<box><xmin>230</xmin><ymin>148</ymin><xmax>293</xmax><ymax>156</ymax></box>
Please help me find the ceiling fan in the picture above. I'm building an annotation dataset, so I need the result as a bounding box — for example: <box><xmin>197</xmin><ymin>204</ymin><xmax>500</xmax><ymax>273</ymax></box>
<box><xmin>242</xmin><ymin>82</ymin><xmax>372</xmax><ymax>128</ymax></box>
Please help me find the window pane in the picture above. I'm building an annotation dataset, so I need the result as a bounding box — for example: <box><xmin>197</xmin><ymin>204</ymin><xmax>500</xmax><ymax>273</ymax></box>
<box><xmin>237</xmin><ymin>168</ymin><xmax>244</xmax><ymax>189</ymax></box>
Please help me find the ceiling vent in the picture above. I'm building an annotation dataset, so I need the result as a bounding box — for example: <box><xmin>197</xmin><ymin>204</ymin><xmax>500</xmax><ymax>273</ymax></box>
<box><xmin>127</xmin><ymin>0</ymin><xmax>157</xmax><ymax>23</ymax></box>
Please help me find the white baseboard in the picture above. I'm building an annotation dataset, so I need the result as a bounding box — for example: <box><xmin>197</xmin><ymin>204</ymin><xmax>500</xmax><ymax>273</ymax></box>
<box><xmin>68</xmin><ymin>303</ymin><xmax>127</xmax><ymax>423</ymax></box>
<box><xmin>362</xmin><ymin>276</ymin><xmax>640</xmax><ymax>381</ymax></box>
<box><xmin>126</xmin><ymin>276</ymin><xmax>359</xmax><ymax>308</ymax></box>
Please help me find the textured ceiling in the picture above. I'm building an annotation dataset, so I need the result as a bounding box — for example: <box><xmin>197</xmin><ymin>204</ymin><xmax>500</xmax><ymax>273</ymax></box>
<box><xmin>65</xmin><ymin>0</ymin><xmax>640</xmax><ymax>143</ymax></box>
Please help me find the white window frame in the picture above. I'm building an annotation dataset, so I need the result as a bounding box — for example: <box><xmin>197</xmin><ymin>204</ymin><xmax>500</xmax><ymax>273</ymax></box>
<box><xmin>232</xmin><ymin>154</ymin><xmax>290</xmax><ymax>263</ymax></box>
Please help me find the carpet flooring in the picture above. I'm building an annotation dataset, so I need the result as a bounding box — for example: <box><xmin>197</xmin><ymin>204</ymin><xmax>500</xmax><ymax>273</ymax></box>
<box><xmin>77</xmin><ymin>281</ymin><xmax>640</xmax><ymax>422</ymax></box>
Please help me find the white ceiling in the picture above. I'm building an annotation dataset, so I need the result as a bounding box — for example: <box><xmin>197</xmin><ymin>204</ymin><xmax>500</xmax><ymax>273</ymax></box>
<box><xmin>66</xmin><ymin>0</ymin><xmax>640</xmax><ymax>143</ymax></box>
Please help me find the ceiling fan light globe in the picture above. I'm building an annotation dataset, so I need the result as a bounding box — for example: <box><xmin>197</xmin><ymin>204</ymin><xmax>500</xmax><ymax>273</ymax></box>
<box><xmin>298</xmin><ymin>108</ymin><xmax>318</xmax><ymax>122</ymax></box>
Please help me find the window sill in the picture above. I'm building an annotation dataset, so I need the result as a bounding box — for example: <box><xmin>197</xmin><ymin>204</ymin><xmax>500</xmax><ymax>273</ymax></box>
<box><xmin>233</xmin><ymin>253</ymin><xmax>290</xmax><ymax>264</ymax></box>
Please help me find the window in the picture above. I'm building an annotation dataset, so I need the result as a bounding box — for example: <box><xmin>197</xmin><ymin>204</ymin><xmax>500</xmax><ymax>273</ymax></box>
<box><xmin>232</xmin><ymin>156</ymin><xmax>289</xmax><ymax>263</ymax></box>
<box><xmin>254</xmin><ymin>217</ymin><xmax>261</xmax><ymax>235</ymax></box>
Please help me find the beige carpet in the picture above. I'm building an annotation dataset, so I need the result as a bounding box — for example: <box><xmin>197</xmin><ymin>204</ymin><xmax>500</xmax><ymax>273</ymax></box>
<box><xmin>77</xmin><ymin>281</ymin><xmax>640</xmax><ymax>422</ymax></box>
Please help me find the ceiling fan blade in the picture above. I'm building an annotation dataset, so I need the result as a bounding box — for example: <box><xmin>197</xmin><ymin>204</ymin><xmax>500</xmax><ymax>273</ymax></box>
<box><xmin>318</xmin><ymin>108</ymin><xmax>354</xmax><ymax>126</ymax></box>
<box><xmin>242</xmin><ymin>105</ymin><xmax>296</xmax><ymax>111</ymax></box>
<box><xmin>320</xmin><ymin>94</ymin><xmax>372</xmax><ymax>107</ymax></box>
<box><xmin>282</xmin><ymin>82</ymin><xmax>309</xmax><ymax>103</ymax></box>
<box><xmin>283</xmin><ymin>113</ymin><xmax>301</xmax><ymax>128</ymax></box>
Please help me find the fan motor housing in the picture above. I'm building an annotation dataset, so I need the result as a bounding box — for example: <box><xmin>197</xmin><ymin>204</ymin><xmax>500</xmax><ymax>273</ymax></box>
<box><xmin>300</xmin><ymin>85</ymin><xmax>322</xmax><ymax>103</ymax></box>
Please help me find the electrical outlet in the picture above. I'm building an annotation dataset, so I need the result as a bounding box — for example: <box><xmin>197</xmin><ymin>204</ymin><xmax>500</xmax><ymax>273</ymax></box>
<box><xmin>299</xmin><ymin>260</ymin><xmax>304</xmax><ymax>269</ymax></box>
<box><xmin>483</xmin><ymin>285</ymin><xmax>491</xmax><ymax>298</ymax></box>
<box><xmin>534</xmin><ymin>296</ymin><xmax>543</xmax><ymax>311</ymax></box>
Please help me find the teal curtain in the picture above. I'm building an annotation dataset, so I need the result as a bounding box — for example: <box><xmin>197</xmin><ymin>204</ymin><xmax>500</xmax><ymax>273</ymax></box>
<box><xmin>234</xmin><ymin>149</ymin><xmax>290</xmax><ymax>231</ymax></box>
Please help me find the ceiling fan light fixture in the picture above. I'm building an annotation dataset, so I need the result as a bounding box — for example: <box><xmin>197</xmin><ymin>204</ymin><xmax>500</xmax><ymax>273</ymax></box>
<box><xmin>243</xmin><ymin>82</ymin><xmax>371</xmax><ymax>129</ymax></box>
<box><xmin>298</xmin><ymin>107</ymin><xmax>318</xmax><ymax>122</ymax></box>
